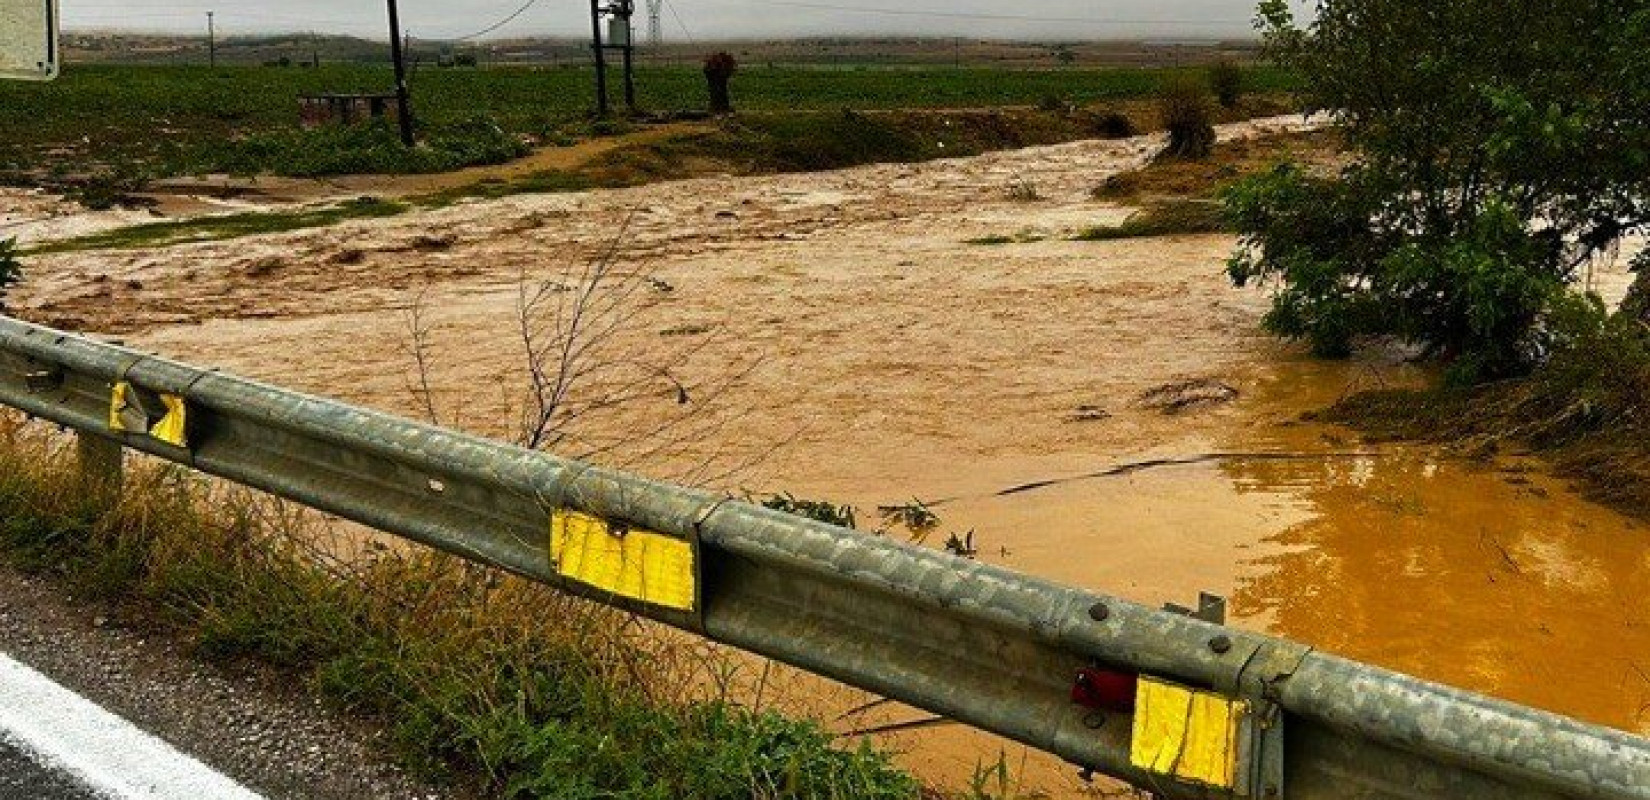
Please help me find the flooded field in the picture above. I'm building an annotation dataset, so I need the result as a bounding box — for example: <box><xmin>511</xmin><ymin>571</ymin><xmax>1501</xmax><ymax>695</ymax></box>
<box><xmin>14</xmin><ymin>118</ymin><xmax>1646</xmax><ymax>795</ymax></box>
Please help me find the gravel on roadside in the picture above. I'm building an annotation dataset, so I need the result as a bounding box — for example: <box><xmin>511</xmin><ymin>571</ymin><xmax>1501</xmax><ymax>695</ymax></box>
<box><xmin>0</xmin><ymin>565</ymin><xmax>466</xmax><ymax>800</ymax></box>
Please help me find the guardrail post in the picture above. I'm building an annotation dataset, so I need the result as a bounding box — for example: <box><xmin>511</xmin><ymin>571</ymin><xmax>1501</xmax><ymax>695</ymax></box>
<box><xmin>76</xmin><ymin>432</ymin><xmax>123</xmax><ymax>494</ymax></box>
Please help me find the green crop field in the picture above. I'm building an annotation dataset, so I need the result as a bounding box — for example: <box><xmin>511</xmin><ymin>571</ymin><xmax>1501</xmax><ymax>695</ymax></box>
<box><xmin>0</xmin><ymin>63</ymin><xmax>1294</xmax><ymax>182</ymax></box>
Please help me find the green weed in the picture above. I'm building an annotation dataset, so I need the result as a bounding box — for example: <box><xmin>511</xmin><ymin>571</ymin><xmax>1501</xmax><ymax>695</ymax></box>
<box><xmin>0</xmin><ymin>427</ymin><xmax>919</xmax><ymax>798</ymax></box>
<box><xmin>964</xmin><ymin>232</ymin><xmax>1046</xmax><ymax>246</ymax></box>
<box><xmin>761</xmin><ymin>493</ymin><xmax>858</xmax><ymax>530</ymax></box>
<box><xmin>1073</xmin><ymin>200</ymin><xmax>1229</xmax><ymax>241</ymax></box>
<box><xmin>26</xmin><ymin>196</ymin><xmax>410</xmax><ymax>254</ymax></box>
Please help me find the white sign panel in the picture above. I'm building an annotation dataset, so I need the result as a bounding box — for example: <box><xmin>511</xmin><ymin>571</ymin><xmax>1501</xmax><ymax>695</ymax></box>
<box><xmin>0</xmin><ymin>0</ymin><xmax>56</xmax><ymax>81</ymax></box>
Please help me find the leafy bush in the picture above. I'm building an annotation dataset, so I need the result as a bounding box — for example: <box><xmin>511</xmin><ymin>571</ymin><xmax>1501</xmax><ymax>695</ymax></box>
<box><xmin>1225</xmin><ymin>165</ymin><xmax>1571</xmax><ymax>377</ymax></box>
<box><xmin>1621</xmin><ymin>251</ymin><xmax>1650</xmax><ymax>324</ymax></box>
<box><xmin>1088</xmin><ymin>111</ymin><xmax>1138</xmax><ymax>139</ymax></box>
<box><xmin>0</xmin><ymin>238</ymin><xmax>19</xmax><ymax>314</ymax></box>
<box><xmin>1157</xmin><ymin>77</ymin><xmax>1215</xmax><ymax>160</ymax></box>
<box><xmin>1228</xmin><ymin>0</ymin><xmax>1650</xmax><ymax>382</ymax></box>
<box><xmin>1208</xmin><ymin>60</ymin><xmax>1244</xmax><ymax>108</ymax></box>
<box><xmin>202</xmin><ymin>116</ymin><xmax>526</xmax><ymax>177</ymax></box>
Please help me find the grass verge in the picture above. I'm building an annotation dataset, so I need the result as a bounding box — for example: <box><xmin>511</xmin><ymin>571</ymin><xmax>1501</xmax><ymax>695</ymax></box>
<box><xmin>0</xmin><ymin>422</ymin><xmax>919</xmax><ymax>799</ymax></box>
<box><xmin>1072</xmin><ymin>200</ymin><xmax>1230</xmax><ymax>241</ymax></box>
<box><xmin>25</xmin><ymin>197</ymin><xmax>411</xmax><ymax>255</ymax></box>
<box><xmin>1322</xmin><ymin>312</ymin><xmax>1650</xmax><ymax>519</ymax></box>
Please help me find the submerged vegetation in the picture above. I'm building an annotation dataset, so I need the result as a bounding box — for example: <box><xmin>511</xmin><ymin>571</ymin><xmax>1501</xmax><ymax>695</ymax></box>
<box><xmin>1326</xmin><ymin>303</ymin><xmax>1650</xmax><ymax>519</ymax></box>
<box><xmin>1074</xmin><ymin>201</ymin><xmax>1229</xmax><ymax>241</ymax></box>
<box><xmin>25</xmin><ymin>196</ymin><xmax>412</xmax><ymax>254</ymax></box>
<box><xmin>1237</xmin><ymin>0</ymin><xmax>1650</xmax><ymax>514</ymax></box>
<box><xmin>0</xmin><ymin>425</ymin><xmax>918</xmax><ymax>799</ymax></box>
<box><xmin>1157</xmin><ymin>77</ymin><xmax>1216</xmax><ymax>161</ymax></box>
<box><xmin>1227</xmin><ymin>0</ymin><xmax>1650</xmax><ymax>381</ymax></box>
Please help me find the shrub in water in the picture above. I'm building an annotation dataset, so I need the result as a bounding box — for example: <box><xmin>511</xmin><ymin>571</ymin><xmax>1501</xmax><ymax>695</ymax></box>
<box><xmin>1208</xmin><ymin>60</ymin><xmax>1244</xmax><ymax>108</ymax></box>
<box><xmin>1157</xmin><ymin>77</ymin><xmax>1215</xmax><ymax>160</ymax></box>
<box><xmin>1226</xmin><ymin>0</ymin><xmax>1650</xmax><ymax>381</ymax></box>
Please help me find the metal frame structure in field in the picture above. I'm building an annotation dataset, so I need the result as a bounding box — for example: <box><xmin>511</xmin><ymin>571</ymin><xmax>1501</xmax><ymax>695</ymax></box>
<box><xmin>0</xmin><ymin>0</ymin><xmax>57</xmax><ymax>81</ymax></box>
<box><xmin>0</xmin><ymin>314</ymin><xmax>1646</xmax><ymax>800</ymax></box>
<box><xmin>589</xmin><ymin>0</ymin><xmax>639</xmax><ymax>115</ymax></box>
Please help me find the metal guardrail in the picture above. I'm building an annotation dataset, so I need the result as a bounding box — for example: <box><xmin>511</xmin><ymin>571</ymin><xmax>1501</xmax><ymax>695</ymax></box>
<box><xmin>0</xmin><ymin>313</ymin><xmax>1646</xmax><ymax>800</ymax></box>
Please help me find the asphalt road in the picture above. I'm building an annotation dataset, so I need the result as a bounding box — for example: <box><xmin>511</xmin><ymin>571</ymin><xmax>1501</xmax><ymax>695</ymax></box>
<box><xmin>0</xmin><ymin>736</ymin><xmax>101</xmax><ymax>800</ymax></box>
<box><xmin>0</xmin><ymin>650</ymin><xmax>264</xmax><ymax>800</ymax></box>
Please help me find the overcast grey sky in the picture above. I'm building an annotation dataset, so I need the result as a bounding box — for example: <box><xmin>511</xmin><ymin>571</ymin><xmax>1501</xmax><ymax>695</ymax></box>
<box><xmin>63</xmin><ymin>1</ymin><xmax>1309</xmax><ymax>42</ymax></box>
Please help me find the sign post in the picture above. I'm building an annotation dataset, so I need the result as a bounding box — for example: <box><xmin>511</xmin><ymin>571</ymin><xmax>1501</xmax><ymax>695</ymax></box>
<box><xmin>0</xmin><ymin>0</ymin><xmax>56</xmax><ymax>81</ymax></box>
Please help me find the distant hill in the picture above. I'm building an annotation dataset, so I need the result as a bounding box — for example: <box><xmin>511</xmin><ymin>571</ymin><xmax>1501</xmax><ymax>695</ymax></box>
<box><xmin>61</xmin><ymin>32</ymin><xmax>1259</xmax><ymax>69</ymax></box>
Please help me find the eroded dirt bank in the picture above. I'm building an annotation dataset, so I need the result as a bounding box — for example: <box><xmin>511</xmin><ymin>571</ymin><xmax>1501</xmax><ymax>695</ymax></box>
<box><xmin>10</xmin><ymin>118</ymin><xmax>1649</xmax><ymax>796</ymax></box>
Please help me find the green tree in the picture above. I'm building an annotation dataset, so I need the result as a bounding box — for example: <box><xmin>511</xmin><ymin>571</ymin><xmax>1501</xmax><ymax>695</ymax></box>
<box><xmin>703</xmin><ymin>52</ymin><xmax>738</xmax><ymax>115</ymax></box>
<box><xmin>1227</xmin><ymin>0</ymin><xmax>1650</xmax><ymax>380</ymax></box>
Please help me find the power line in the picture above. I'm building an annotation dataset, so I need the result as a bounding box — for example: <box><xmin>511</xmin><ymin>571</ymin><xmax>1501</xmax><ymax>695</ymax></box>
<box><xmin>449</xmin><ymin>0</ymin><xmax>541</xmax><ymax>42</ymax></box>
<box><xmin>665</xmin><ymin>0</ymin><xmax>694</xmax><ymax>43</ymax></box>
<box><xmin>759</xmin><ymin>1</ymin><xmax>1248</xmax><ymax>26</ymax></box>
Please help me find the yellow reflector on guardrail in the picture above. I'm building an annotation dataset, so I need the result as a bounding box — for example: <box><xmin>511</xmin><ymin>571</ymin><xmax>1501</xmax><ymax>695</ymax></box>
<box><xmin>1130</xmin><ymin>677</ymin><xmax>1245</xmax><ymax>789</ymax></box>
<box><xmin>109</xmin><ymin>382</ymin><xmax>188</xmax><ymax>448</ymax></box>
<box><xmin>549</xmin><ymin>510</ymin><xmax>695</xmax><ymax>611</ymax></box>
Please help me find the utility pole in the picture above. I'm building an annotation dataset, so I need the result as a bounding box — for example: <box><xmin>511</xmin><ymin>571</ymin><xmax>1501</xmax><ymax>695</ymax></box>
<box><xmin>590</xmin><ymin>0</ymin><xmax>639</xmax><ymax>115</ymax></box>
<box><xmin>206</xmin><ymin>11</ymin><xmax>215</xmax><ymax>68</ymax></box>
<box><xmin>617</xmin><ymin>1</ymin><xmax>635</xmax><ymax>111</ymax></box>
<box><xmin>589</xmin><ymin>0</ymin><xmax>609</xmax><ymax>117</ymax></box>
<box><xmin>385</xmin><ymin>0</ymin><xmax>415</xmax><ymax>146</ymax></box>
<box><xmin>646</xmin><ymin>0</ymin><xmax>663</xmax><ymax>48</ymax></box>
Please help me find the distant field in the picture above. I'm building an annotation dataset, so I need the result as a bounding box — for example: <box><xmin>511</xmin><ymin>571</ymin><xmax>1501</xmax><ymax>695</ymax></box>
<box><xmin>0</xmin><ymin>63</ymin><xmax>1294</xmax><ymax>181</ymax></box>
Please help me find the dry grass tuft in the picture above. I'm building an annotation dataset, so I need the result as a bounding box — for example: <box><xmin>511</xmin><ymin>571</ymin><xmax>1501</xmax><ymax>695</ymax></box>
<box><xmin>0</xmin><ymin>418</ymin><xmax>918</xmax><ymax>798</ymax></box>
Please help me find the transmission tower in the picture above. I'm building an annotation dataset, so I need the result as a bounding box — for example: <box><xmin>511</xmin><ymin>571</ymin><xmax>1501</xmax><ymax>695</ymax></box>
<box><xmin>646</xmin><ymin>0</ymin><xmax>664</xmax><ymax>46</ymax></box>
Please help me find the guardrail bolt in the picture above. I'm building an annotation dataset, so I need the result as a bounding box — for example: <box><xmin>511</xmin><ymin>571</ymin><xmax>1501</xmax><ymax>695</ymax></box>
<box><xmin>1088</xmin><ymin>602</ymin><xmax>1110</xmax><ymax>622</ymax></box>
<box><xmin>1208</xmin><ymin>634</ymin><xmax>1232</xmax><ymax>654</ymax></box>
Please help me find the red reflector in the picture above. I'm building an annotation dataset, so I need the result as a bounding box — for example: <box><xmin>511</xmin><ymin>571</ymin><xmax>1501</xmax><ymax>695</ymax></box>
<box><xmin>1071</xmin><ymin>667</ymin><xmax>1137</xmax><ymax>712</ymax></box>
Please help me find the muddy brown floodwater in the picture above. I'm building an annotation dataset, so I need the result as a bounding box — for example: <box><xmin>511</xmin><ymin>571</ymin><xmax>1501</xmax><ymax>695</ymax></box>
<box><xmin>13</xmin><ymin>118</ymin><xmax>1648</xmax><ymax>796</ymax></box>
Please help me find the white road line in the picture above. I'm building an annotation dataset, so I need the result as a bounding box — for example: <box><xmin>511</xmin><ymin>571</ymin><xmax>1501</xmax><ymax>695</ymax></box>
<box><xmin>0</xmin><ymin>652</ymin><xmax>264</xmax><ymax>800</ymax></box>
